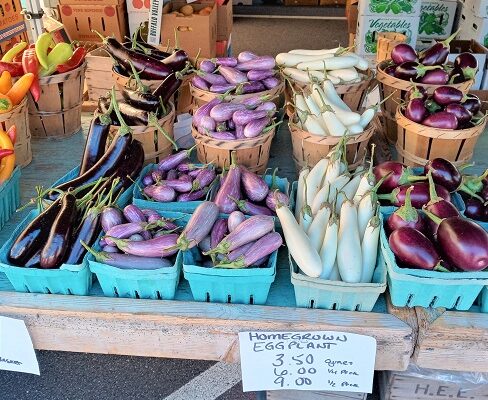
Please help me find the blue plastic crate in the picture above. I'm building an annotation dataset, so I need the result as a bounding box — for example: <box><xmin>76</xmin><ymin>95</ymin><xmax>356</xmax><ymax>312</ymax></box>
<box><xmin>0</xmin><ymin>209</ymin><xmax>92</xmax><ymax>295</ymax></box>
<box><xmin>381</xmin><ymin>210</ymin><xmax>488</xmax><ymax>309</ymax></box>
<box><xmin>0</xmin><ymin>166</ymin><xmax>20</xmax><ymax>229</ymax></box>
<box><xmin>458</xmin><ymin>195</ymin><xmax>488</xmax><ymax>232</ymax></box>
<box><xmin>480</xmin><ymin>287</ymin><xmax>488</xmax><ymax>313</ymax></box>
<box><xmin>183</xmin><ymin>247</ymin><xmax>277</xmax><ymax>305</ymax></box>
<box><xmin>289</xmin><ymin>249</ymin><xmax>387</xmax><ymax>312</ymax></box>
<box><xmin>87</xmin><ymin>211</ymin><xmax>189</xmax><ymax>300</ymax></box>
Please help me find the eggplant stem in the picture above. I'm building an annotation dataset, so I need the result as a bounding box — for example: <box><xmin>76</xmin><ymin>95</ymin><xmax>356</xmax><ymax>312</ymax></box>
<box><xmin>422</xmin><ymin>208</ymin><xmax>443</xmax><ymax>225</ymax></box>
<box><xmin>433</xmin><ymin>264</ymin><xmax>450</xmax><ymax>273</ymax></box>
<box><xmin>110</xmin><ymin>86</ymin><xmax>132</xmax><ymax>135</ymax></box>
<box><xmin>126</xmin><ymin>60</ymin><xmax>149</xmax><ymax>94</ymax></box>
<box><xmin>80</xmin><ymin>241</ymin><xmax>110</xmax><ymax>262</ymax></box>
<box><xmin>149</xmin><ymin>113</ymin><xmax>179</xmax><ymax>150</ymax></box>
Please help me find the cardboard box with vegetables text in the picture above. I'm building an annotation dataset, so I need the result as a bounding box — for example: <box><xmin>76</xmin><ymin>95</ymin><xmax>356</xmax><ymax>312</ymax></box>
<box><xmin>161</xmin><ymin>0</ymin><xmax>217</xmax><ymax>59</ymax></box>
<box><xmin>355</xmin><ymin>14</ymin><xmax>419</xmax><ymax>55</ymax></box>
<box><xmin>59</xmin><ymin>2</ymin><xmax>128</xmax><ymax>42</ymax></box>
<box><xmin>217</xmin><ymin>0</ymin><xmax>232</xmax><ymax>41</ymax></box>
<box><xmin>358</xmin><ymin>0</ymin><xmax>421</xmax><ymax>17</ymax></box>
<box><xmin>418</xmin><ymin>0</ymin><xmax>458</xmax><ymax>39</ymax></box>
<box><xmin>470</xmin><ymin>0</ymin><xmax>488</xmax><ymax>17</ymax></box>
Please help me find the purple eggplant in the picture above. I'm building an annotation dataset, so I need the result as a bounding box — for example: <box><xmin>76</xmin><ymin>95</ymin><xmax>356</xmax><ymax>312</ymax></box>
<box><xmin>424</xmin><ymin>158</ymin><xmax>461</xmax><ymax>192</ymax></box>
<box><xmin>235</xmin><ymin>125</ymin><xmax>245</xmax><ymax>139</ymax></box>
<box><xmin>142</xmin><ymin>209</ymin><xmax>161</xmax><ymax>223</ymax></box>
<box><xmin>241</xmin><ymin>94</ymin><xmax>271</xmax><ymax>109</ymax></box>
<box><xmin>211</xmin><ymin>219</ymin><xmax>228</xmax><ymax>249</ymax></box>
<box><xmin>123</xmin><ymin>205</ymin><xmax>146</xmax><ymax>223</ymax></box>
<box><xmin>219</xmin><ymin>65</ymin><xmax>248</xmax><ymax>85</ymax></box>
<box><xmin>386</xmin><ymin>186</ymin><xmax>426</xmax><ymax>234</ymax></box>
<box><xmin>236</xmin><ymin>81</ymin><xmax>266</xmax><ymax>94</ymax></box>
<box><xmin>102</xmin><ymin>245</ymin><xmax>119</xmax><ymax>253</ymax></box>
<box><xmin>422</xmin><ymin>111</ymin><xmax>458</xmax><ymax>129</ymax></box>
<box><xmin>142</xmin><ymin>174</ymin><xmax>154</xmax><ymax>186</ymax></box>
<box><xmin>209</xmin><ymin>83</ymin><xmax>237</xmax><ymax>94</ymax></box>
<box><xmin>227</xmin><ymin>211</ymin><xmax>246</xmax><ymax>232</ymax></box>
<box><xmin>207</xmin><ymin>130</ymin><xmax>236</xmax><ymax>140</ymax></box>
<box><xmin>151</xmin><ymin>170</ymin><xmax>164</xmax><ymax>183</ymax></box>
<box><xmin>193</xmin><ymin>98</ymin><xmax>222</xmax><ymax>127</ymax></box>
<box><xmin>445</xmin><ymin>103</ymin><xmax>472</xmax><ymax>125</ymax></box>
<box><xmin>378</xmin><ymin>182</ymin><xmax>451</xmax><ymax>208</ymax></box>
<box><xmin>389</xmin><ymin>227</ymin><xmax>443</xmax><ymax>271</ymax></box>
<box><xmin>192</xmin><ymin>76</ymin><xmax>210</xmax><ymax>91</ymax></box>
<box><xmin>465</xmin><ymin>198</ymin><xmax>488</xmax><ymax>222</ymax></box>
<box><xmin>240</xmin><ymin>166</ymin><xmax>269</xmax><ymax>201</ymax></box>
<box><xmin>228</xmin><ymin>119</ymin><xmax>236</xmax><ymax>130</ymax></box>
<box><xmin>129</xmin><ymin>234</ymin><xmax>145</xmax><ymax>241</ymax></box>
<box><xmin>262</xmin><ymin>76</ymin><xmax>281</xmax><ymax>90</ymax></box>
<box><xmin>198</xmin><ymin>115</ymin><xmax>216</xmax><ymax>133</ymax></box>
<box><xmin>101</xmin><ymin>207</ymin><xmax>124</xmax><ymax>232</ymax></box>
<box><xmin>188</xmin><ymin>169</ymin><xmax>202</xmax><ymax>179</ymax></box>
<box><xmin>177</xmin><ymin>201</ymin><xmax>220</xmax><ymax>250</ymax></box>
<box><xmin>210</xmin><ymin>103</ymin><xmax>245</xmax><ymax>122</ymax></box>
<box><xmin>178</xmin><ymin>174</ymin><xmax>192</xmax><ymax>183</ymax></box>
<box><xmin>266</xmin><ymin>190</ymin><xmax>289</xmax><ymax>211</ymax></box>
<box><xmin>233</xmin><ymin>109</ymin><xmax>268</xmax><ymax>126</ymax></box>
<box><xmin>214</xmin><ymin>152</ymin><xmax>241</xmax><ymax>213</ymax></box>
<box><xmin>374</xmin><ymin>161</ymin><xmax>427</xmax><ymax>194</ymax></box>
<box><xmin>177</xmin><ymin>189</ymin><xmax>207</xmax><ymax>202</ymax></box>
<box><xmin>425</xmin><ymin>211</ymin><xmax>488</xmax><ymax>271</ymax></box>
<box><xmin>166</xmin><ymin>169</ymin><xmax>178</xmax><ymax>180</ymax></box>
<box><xmin>419</xmin><ymin>31</ymin><xmax>458</xmax><ymax>66</ymax></box>
<box><xmin>109</xmin><ymin>234</ymin><xmax>179</xmax><ymax>258</ymax></box>
<box><xmin>199</xmin><ymin>60</ymin><xmax>217</xmax><ymax>73</ymax></box>
<box><xmin>177</xmin><ymin>162</ymin><xmax>203</xmax><ymax>173</ymax></box>
<box><xmin>160</xmin><ymin>179</ymin><xmax>192</xmax><ymax>193</ymax></box>
<box><xmin>227</xmin><ymin>241</ymin><xmax>254</xmax><ymax>262</ymax></box>
<box><xmin>192</xmin><ymin>168</ymin><xmax>216</xmax><ymax>190</ymax></box>
<box><xmin>157</xmin><ymin>146</ymin><xmax>196</xmax><ymax>172</ymax></box>
<box><xmin>247</xmin><ymin>69</ymin><xmax>274</xmax><ymax>81</ymax></box>
<box><xmin>244</xmin><ymin>117</ymin><xmax>270</xmax><ymax>138</ymax></box>
<box><xmin>215</xmin><ymin>232</ymin><xmax>281</xmax><ymax>269</ymax></box>
<box><xmin>198</xmin><ymin>235</ymin><xmax>212</xmax><ymax>253</ymax></box>
<box><xmin>207</xmin><ymin>215</ymin><xmax>275</xmax><ymax>254</ymax></box>
<box><xmin>229</xmin><ymin>196</ymin><xmax>274</xmax><ymax>216</ymax></box>
<box><xmin>236</xmin><ymin>56</ymin><xmax>275</xmax><ymax>71</ymax></box>
<box><xmin>454</xmin><ymin>52</ymin><xmax>478</xmax><ymax>80</ymax></box>
<box><xmin>462</xmin><ymin>94</ymin><xmax>481</xmax><ymax>115</ymax></box>
<box><xmin>238</xmin><ymin>51</ymin><xmax>258</xmax><ymax>63</ymax></box>
<box><xmin>391</xmin><ymin>43</ymin><xmax>418</xmax><ymax>64</ymax></box>
<box><xmin>384</xmin><ymin>65</ymin><xmax>397</xmax><ymax>76</ymax></box>
<box><xmin>420</xmin><ymin>68</ymin><xmax>449</xmax><ymax>85</ymax></box>
<box><xmin>104</xmin><ymin>222</ymin><xmax>147</xmax><ymax>245</ymax></box>
<box><xmin>144</xmin><ymin>185</ymin><xmax>176</xmax><ymax>202</ymax></box>
<box><xmin>406</xmin><ymin>85</ymin><xmax>427</xmax><ymax>102</ymax></box>
<box><xmin>433</xmin><ymin>86</ymin><xmax>466</xmax><ymax>106</ymax></box>
<box><xmin>256</xmin><ymin>101</ymin><xmax>277</xmax><ymax>113</ymax></box>
<box><xmin>196</xmin><ymin>71</ymin><xmax>228</xmax><ymax>86</ymax></box>
<box><xmin>394</xmin><ymin>62</ymin><xmax>440</xmax><ymax>80</ymax></box>
<box><xmin>405</xmin><ymin>98</ymin><xmax>428</xmax><ymax>123</ymax></box>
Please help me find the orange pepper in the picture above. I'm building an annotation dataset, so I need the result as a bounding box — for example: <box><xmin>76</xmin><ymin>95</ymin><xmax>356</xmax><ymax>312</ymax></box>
<box><xmin>0</xmin><ymin>71</ymin><xmax>12</xmax><ymax>94</ymax></box>
<box><xmin>6</xmin><ymin>72</ymin><xmax>34</xmax><ymax>105</ymax></box>
<box><xmin>0</xmin><ymin>93</ymin><xmax>12</xmax><ymax>113</ymax></box>
<box><xmin>0</xmin><ymin>127</ymin><xmax>14</xmax><ymax>184</ymax></box>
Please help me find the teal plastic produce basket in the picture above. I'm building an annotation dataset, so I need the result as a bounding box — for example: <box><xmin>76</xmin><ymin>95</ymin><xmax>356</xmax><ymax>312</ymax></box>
<box><xmin>381</xmin><ymin>210</ymin><xmax>488</xmax><ymax>309</ymax></box>
<box><xmin>183</xmin><ymin>247</ymin><xmax>277</xmax><ymax>305</ymax></box>
<box><xmin>0</xmin><ymin>166</ymin><xmax>20</xmax><ymax>230</ymax></box>
<box><xmin>289</xmin><ymin>249</ymin><xmax>387</xmax><ymax>312</ymax></box>
<box><xmin>480</xmin><ymin>287</ymin><xmax>488</xmax><ymax>313</ymax></box>
<box><xmin>0</xmin><ymin>209</ymin><xmax>92</xmax><ymax>295</ymax></box>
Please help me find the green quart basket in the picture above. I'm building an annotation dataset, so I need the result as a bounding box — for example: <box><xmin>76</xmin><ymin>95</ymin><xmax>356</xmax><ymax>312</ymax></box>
<box><xmin>0</xmin><ymin>166</ymin><xmax>21</xmax><ymax>229</ymax></box>
<box><xmin>289</xmin><ymin>249</ymin><xmax>387</xmax><ymax>312</ymax></box>
<box><xmin>183</xmin><ymin>247</ymin><xmax>277</xmax><ymax>305</ymax></box>
<box><xmin>0</xmin><ymin>209</ymin><xmax>92</xmax><ymax>295</ymax></box>
<box><xmin>381</xmin><ymin>210</ymin><xmax>488</xmax><ymax>310</ymax></box>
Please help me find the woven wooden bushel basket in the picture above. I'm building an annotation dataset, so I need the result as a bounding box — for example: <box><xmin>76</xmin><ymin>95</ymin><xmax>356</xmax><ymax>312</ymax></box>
<box><xmin>284</xmin><ymin>69</ymin><xmax>375</xmax><ymax>117</ymax></box>
<box><xmin>376</xmin><ymin>60</ymin><xmax>473</xmax><ymax>143</ymax></box>
<box><xmin>376</xmin><ymin>32</ymin><xmax>406</xmax><ymax>63</ymax></box>
<box><xmin>0</xmin><ymin>98</ymin><xmax>31</xmax><ymax>166</ymax></box>
<box><xmin>289</xmin><ymin>115</ymin><xmax>377</xmax><ymax>171</ymax></box>
<box><xmin>109</xmin><ymin>102</ymin><xmax>175</xmax><ymax>165</ymax></box>
<box><xmin>190</xmin><ymin>80</ymin><xmax>285</xmax><ymax>109</ymax></box>
<box><xmin>28</xmin><ymin>62</ymin><xmax>86</xmax><ymax>139</ymax></box>
<box><xmin>191</xmin><ymin>126</ymin><xmax>275</xmax><ymax>174</ymax></box>
<box><xmin>395</xmin><ymin>107</ymin><xmax>486</xmax><ymax>167</ymax></box>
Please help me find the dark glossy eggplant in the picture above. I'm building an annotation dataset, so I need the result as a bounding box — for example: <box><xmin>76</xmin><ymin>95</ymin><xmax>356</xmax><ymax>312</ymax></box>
<box><xmin>432</xmin><ymin>86</ymin><xmax>466</xmax><ymax>106</ymax></box>
<box><xmin>462</xmin><ymin>94</ymin><xmax>482</xmax><ymax>115</ymax></box>
<box><xmin>386</xmin><ymin>186</ymin><xmax>426</xmax><ymax>234</ymax></box>
<box><xmin>422</xmin><ymin>111</ymin><xmax>458</xmax><ymax>129</ymax></box>
<box><xmin>418</xmin><ymin>31</ymin><xmax>458</xmax><ymax>66</ymax></box>
<box><xmin>405</xmin><ymin>99</ymin><xmax>428</xmax><ymax>123</ymax></box>
<box><xmin>152</xmin><ymin>72</ymin><xmax>182</xmax><ymax>105</ymax></box>
<box><xmin>79</xmin><ymin>116</ymin><xmax>111</xmax><ymax>175</ymax></box>
<box><xmin>161</xmin><ymin>49</ymin><xmax>189</xmax><ymax>72</ymax></box>
<box><xmin>445</xmin><ymin>103</ymin><xmax>472</xmax><ymax>125</ymax></box>
<box><xmin>391</xmin><ymin>43</ymin><xmax>417</xmax><ymax>64</ymax></box>
<box><xmin>374</xmin><ymin>161</ymin><xmax>427</xmax><ymax>194</ymax></box>
<box><xmin>378</xmin><ymin>182</ymin><xmax>451</xmax><ymax>208</ymax></box>
<box><xmin>465</xmin><ymin>198</ymin><xmax>488</xmax><ymax>222</ymax></box>
<box><xmin>424</xmin><ymin>158</ymin><xmax>461</xmax><ymax>192</ymax></box>
<box><xmin>121</xmin><ymin>87</ymin><xmax>159</xmax><ymax>111</ymax></box>
<box><xmin>420</xmin><ymin>68</ymin><xmax>449</xmax><ymax>84</ymax></box>
<box><xmin>454</xmin><ymin>52</ymin><xmax>478</xmax><ymax>80</ymax></box>
<box><xmin>394</xmin><ymin>62</ymin><xmax>440</xmax><ymax>80</ymax></box>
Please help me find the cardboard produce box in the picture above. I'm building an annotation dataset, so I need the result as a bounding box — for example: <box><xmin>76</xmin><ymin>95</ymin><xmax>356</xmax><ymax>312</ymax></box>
<box><xmin>470</xmin><ymin>12</ymin><xmax>488</xmax><ymax>47</ymax></box>
<box><xmin>358</xmin><ymin>0</ymin><xmax>421</xmax><ymax>17</ymax></box>
<box><xmin>418</xmin><ymin>0</ymin><xmax>458</xmax><ymax>39</ymax></box>
<box><xmin>471</xmin><ymin>0</ymin><xmax>488</xmax><ymax>17</ymax></box>
<box><xmin>355</xmin><ymin>14</ymin><xmax>419</xmax><ymax>55</ymax></box>
<box><xmin>126</xmin><ymin>0</ymin><xmax>149</xmax><ymax>35</ymax></box>
<box><xmin>161</xmin><ymin>0</ymin><xmax>217</xmax><ymax>59</ymax></box>
<box><xmin>217</xmin><ymin>0</ymin><xmax>232</xmax><ymax>41</ymax></box>
<box><xmin>59</xmin><ymin>2</ymin><xmax>128</xmax><ymax>42</ymax></box>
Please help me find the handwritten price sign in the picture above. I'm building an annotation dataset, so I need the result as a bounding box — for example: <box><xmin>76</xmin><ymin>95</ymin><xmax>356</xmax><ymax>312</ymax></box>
<box><xmin>238</xmin><ymin>331</ymin><xmax>376</xmax><ymax>393</ymax></box>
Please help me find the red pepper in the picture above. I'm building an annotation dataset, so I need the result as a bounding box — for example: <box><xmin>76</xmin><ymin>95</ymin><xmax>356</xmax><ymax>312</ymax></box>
<box><xmin>0</xmin><ymin>149</ymin><xmax>14</xmax><ymax>160</ymax></box>
<box><xmin>22</xmin><ymin>48</ymin><xmax>40</xmax><ymax>102</ymax></box>
<box><xmin>0</xmin><ymin>61</ymin><xmax>23</xmax><ymax>77</ymax></box>
<box><xmin>56</xmin><ymin>47</ymin><xmax>86</xmax><ymax>74</ymax></box>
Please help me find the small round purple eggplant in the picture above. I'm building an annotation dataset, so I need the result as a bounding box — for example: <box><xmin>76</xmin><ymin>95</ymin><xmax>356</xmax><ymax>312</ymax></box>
<box><xmin>142</xmin><ymin>174</ymin><xmax>154</xmax><ymax>186</ymax></box>
<box><xmin>420</xmin><ymin>68</ymin><xmax>449</xmax><ymax>85</ymax></box>
<box><xmin>465</xmin><ymin>198</ymin><xmax>488</xmax><ymax>222</ymax></box>
<box><xmin>265</xmin><ymin>190</ymin><xmax>289</xmax><ymax>211</ymax></box>
<box><xmin>166</xmin><ymin>169</ymin><xmax>178</xmax><ymax>180</ymax></box>
<box><xmin>422</xmin><ymin>111</ymin><xmax>458</xmax><ymax>129</ymax></box>
<box><xmin>227</xmin><ymin>211</ymin><xmax>246</xmax><ymax>232</ymax></box>
<box><xmin>462</xmin><ymin>94</ymin><xmax>481</xmax><ymax>115</ymax></box>
<box><xmin>144</xmin><ymin>185</ymin><xmax>176</xmax><ymax>202</ymax></box>
<box><xmin>424</xmin><ymin>158</ymin><xmax>462</xmax><ymax>192</ymax></box>
<box><xmin>386</xmin><ymin>186</ymin><xmax>426</xmax><ymax>234</ymax></box>
<box><xmin>391</xmin><ymin>43</ymin><xmax>418</xmax><ymax>65</ymax></box>
<box><xmin>198</xmin><ymin>235</ymin><xmax>212</xmax><ymax>253</ymax></box>
<box><xmin>405</xmin><ymin>98</ymin><xmax>428</xmax><ymax>123</ymax></box>
<box><xmin>432</xmin><ymin>86</ymin><xmax>465</xmax><ymax>106</ymax></box>
<box><xmin>129</xmin><ymin>234</ymin><xmax>145</xmax><ymax>242</ymax></box>
<box><xmin>444</xmin><ymin>103</ymin><xmax>472</xmax><ymax>125</ymax></box>
<box><xmin>389</xmin><ymin>227</ymin><xmax>442</xmax><ymax>271</ymax></box>
<box><xmin>454</xmin><ymin>52</ymin><xmax>478</xmax><ymax>80</ymax></box>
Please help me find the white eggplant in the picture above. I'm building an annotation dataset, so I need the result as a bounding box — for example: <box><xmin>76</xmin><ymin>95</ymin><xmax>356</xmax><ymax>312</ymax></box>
<box><xmin>359</xmin><ymin>108</ymin><xmax>376</xmax><ymax>128</ymax></box>
<box><xmin>341</xmin><ymin>52</ymin><xmax>369</xmax><ymax>71</ymax></box>
<box><xmin>353</xmin><ymin>145</ymin><xmax>376</xmax><ymax>204</ymax></box>
<box><xmin>322</xmin><ymin>79</ymin><xmax>351</xmax><ymax>111</ymax></box>
<box><xmin>335</xmin><ymin>173</ymin><xmax>362</xmax><ymax>210</ymax></box>
<box><xmin>327</xmin><ymin>174</ymin><xmax>350</xmax><ymax>204</ymax></box>
<box><xmin>289</xmin><ymin>48</ymin><xmax>341</xmax><ymax>55</ymax></box>
<box><xmin>311</xmin><ymin>84</ymin><xmax>360</xmax><ymax>126</ymax></box>
<box><xmin>360</xmin><ymin>216</ymin><xmax>380</xmax><ymax>283</ymax></box>
<box><xmin>357</xmin><ymin>192</ymin><xmax>376</xmax><ymax>241</ymax></box>
<box><xmin>294</xmin><ymin>168</ymin><xmax>309</xmax><ymax>220</ymax></box>
<box><xmin>328</xmin><ymin>261</ymin><xmax>341</xmax><ymax>281</ymax></box>
<box><xmin>307</xmin><ymin>204</ymin><xmax>331</xmax><ymax>250</ymax></box>
<box><xmin>329</xmin><ymin>68</ymin><xmax>359</xmax><ymax>82</ymax></box>
<box><xmin>319</xmin><ymin>214</ymin><xmax>338</xmax><ymax>279</ymax></box>
<box><xmin>305</xmin><ymin>157</ymin><xmax>329</xmax><ymax>206</ymax></box>
<box><xmin>311</xmin><ymin>184</ymin><xmax>330</xmax><ymax>216</ymax></box>
<box><xmin>296</xmin><ymin>56</ymin><xmax>358</xmax><ymax>71</ymax></box>
<box><xmin>276</xmin><ymin>53</ymin><xmax>333</xmax><ymax>67</ymax></box>
<box><xmin>304</xmin><ymin>115</ymin><xmax>327</xmax><ymax>136</ymax></box>
<box><xmin>337</xmin><ymin>199</ymin><xmax>362</xmax><ymax>283</ymax></box>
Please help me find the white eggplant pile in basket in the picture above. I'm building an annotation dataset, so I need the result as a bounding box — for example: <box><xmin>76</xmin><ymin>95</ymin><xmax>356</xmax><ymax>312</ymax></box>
<box><xmin>276</xmin><ymin>139</ymin><xmax>381</xmax><ymax>283</ymax></box>
<box><xmin>276</xmin><ymin>47</ymin><xmax>369</xmax><ymax>85</ymax></box>
<box><xmin>290</xmin><ymin>81</ymin><xmax>376</xmax><ymax>136</ymax></box>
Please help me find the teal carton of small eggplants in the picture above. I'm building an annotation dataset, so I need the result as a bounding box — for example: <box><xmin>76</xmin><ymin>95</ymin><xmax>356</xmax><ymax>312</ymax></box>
<box><xmin>0</xmin><ymin>210</ymin><xmax>92</xmax><ymax>295</ymax></box>
<box><xmin>0</xmin><ymin>166</ymin><xmax>21</xmax><ymax>230</ymax></box>
<box><xmin>183</xmin><ymin>247</ymin><xmax>277</xmax><ymax>305</ymax></box>
<box><xmin>381</xmin><ymin>210</ymin><xmax>488</xmax><ymax>310</ymax></box>
<box><xmin>289</xmin><ymin>249</ymin><xmax>387</xmax><ymax>312</ymax></box>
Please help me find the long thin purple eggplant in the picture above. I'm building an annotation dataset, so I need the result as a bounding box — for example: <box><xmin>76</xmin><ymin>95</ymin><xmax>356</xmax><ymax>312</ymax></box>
<box><xmin>229</xmin><ymin>196</ymin><xmax>274</xmax><ymax>216</ymax></box>
<box><xmin>213</xmin><ymin>57</ymin><xmax>238</xmax><ymax>67</ymax></box>
<box><xmin>104</xmin><ymin>222</ymin><xmax>147</xmax><ymax>245</ymax></box>
<box><xmin>161</xmin><ymin>179</ymin><xmax>192</xmax><ymax>193</ymax></box>
<box><xmin>108</xmin><ymin>234</ymin><xmax>179</xmax><ymax>258</ymax></box>
<box><xmin>236</xmin><ymin>81</ymin><xmax>266</xmax><ymax>95</ymax></box>
<box><xmin>247</xmin><ymin>69</ymin><xmax>274</xmax><ymax>81</ymax></box>
<box><xmin>210</xmin><ymin>103</ymin><xmax>245</xmax><ymax>122</ymax></box>
<box><xmin>177</xmin><ymin>201</ymin><xmax>220</xmax><ymax>250</ymax></box>
<box><xmin>207</xmin><ymin>131</ymin><xmax>236</xmax><ymax>140</ymax></box>
<box><xmin>236</xmin><ymin>56</ymin><xmax>276</xmax><ymax>71</ymax></box>
<box><xmin>262</xmin><ymin>77</ymin><xmax>280</xmax><ymax>90</ymax></box>
<box><xmin>199</xmin><ymin>60</ymin><xmax>217</xmax><ymax>73</ymax></box>
<box><xmin>177</xmin><ymin>188</ymin><xmax>208</xmax><ymax>202</ymax></box>
<box><xmin>157</xmin><ymin>145</ymin><xmax>197</xmax><ymax>172</ymax></box>
<box><xmin>233</xmin><ymin>109</ymin><xmax>268</xmax><ymax>126</ymax></box>
<box><xmin>196</xmin><ymin>71</ymin><xmax>228</xmax><ymax>86</ymax></box>
<box><xmin>192</xmin><ymin>168</ymin><xmax>216</xmax><ymax>191</ymax></box>
<box><xmin>214</xmin><ymin>152</ymin><xmax>241</xmax><ymax>213</ymax></box>
<box><xmin>211</xmin><ymin>219</ymin><xmax>228</xmax><ymax>249</ymax></box>
<box><xmin>240</xmin><ymin>166</ymin><xmax>269</xmax><ymax>201</ymax></box>
<box><xmin>210</xmin><ymin>83</ymin><xmax>236</xmax><ymax>94</ymax></box>
<box><xmin>219</xmin><ymin>66</ymin><xmax>248</xmax><ymax>84</ymax></box>
<box><xmin>192</xmin><ymin>76</ymin><xmax>210</xmax><ymax>91</ymax></box>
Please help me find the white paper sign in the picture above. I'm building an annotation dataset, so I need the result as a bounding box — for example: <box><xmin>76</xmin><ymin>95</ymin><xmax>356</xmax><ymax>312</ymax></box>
<box><xmin>238</xmin><ymin>331</ymin><xmax>376</xmax><ymax>393</ymax></box>
<box><xmin>147</xmin><ymin>0</ymin><xmax>164</xmax><ymax>46</ymax></box>
<box><xmin>0</xmin><ymin>316</ymin><xmax>40</xmax><ymax>375</ymax></box>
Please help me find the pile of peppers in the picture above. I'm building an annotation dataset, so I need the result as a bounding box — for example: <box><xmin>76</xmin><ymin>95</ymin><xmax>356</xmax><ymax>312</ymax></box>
<box><xmin>0</xmin><ymin>33</ymin><xmax>86</xmax><ymax>103</ymax></box>
<box><xmin>7</xmin><ymin>87</ymin><xmax>144</xmax><ymax>269</ymax></box>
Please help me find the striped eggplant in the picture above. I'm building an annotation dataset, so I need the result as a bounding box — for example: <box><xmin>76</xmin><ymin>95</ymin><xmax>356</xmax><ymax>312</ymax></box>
<box><xmin>232</xmin><ymin>109</ymin><xmax>268</xmax><ymax>126</ymax></box>
<box><xmin>244</xmin><ymin>117</ymin><xmax>270</xmax><ymax>138</ymax></box>
<box><xmin>214</xmin><ymin>152</ymin><xmax>241</xmax><ymax>213</ymax></box>
<box><xmin>104</xmin><ymin>222</ymin><xmax>148</xmax><ymax>245</ymax></box>
<box><xmin>142</xmin><ymin>209</ymin><xmax>160</xmax><ymax>222</ymax></box>
<box><xmin>192</xmin><ymin>168</ymin><xmax>216</xmax><ymax>191</ymax></box>
<box><xmin>256</xmin><ymin>101</ymin><xmax>277</xmax><ymax>113</ymax></box>
<box><xmin>176</xmin><ymin>201</ymin><xmax>220</xmax><ymax>250</ymax></box>
<box><xmin>157</xmin><ymin>145</ymin><xmax>197</xmax><ymax>171</ymax></box>
<box><xmin>142</xmin><ymin>174</ymin><xmax>154</xmax><ymax>186</ymax></box>
<box><xmin>101</xmin><ymin>207</ymin><xmax>124</xmax><ymax>232</ymax></box>
<box><xmin>213</xmin><ymin>57</ymin><xmax>238</xmax><ymax>67</ymax></box>
<box><xmin>230</xmin><ymin>196</ymin><xmax>274</xmax><ymax>216</ymax></box>
<box><xmin>227</xmin><ymin>241</ymin><xmax>255</xmax><ymax>262</ymax></box>
<box><xmin>211</xmin><ymin>219</ymin><xmax>229</xmax><ymax>248</ymax></box>
<box><xmin>199</xmin><ymin>115</ymin><xmax>216</xmax><ymax>132</ymax></box>
<box><xmin>209</xmin><ymin>83</ymin><xmax>236</xmax><ymax>94</ymax></box>
<box><xmin>177</xmin><ymin>189</ymin><xmax>208</xmax><ymax>202</ymax></box>
<box><xmin>198</xmin><ymin>235</ymin><xmax>212</xmax><ymax>253</ymax></box>
<box><xmin>228</xmin><ymin>211</ymin><xmax>246</xmax><ymax>232</ymax></box>
<box><xmin>144</xmin><ymin>185</ymin><xmax>176</xmax><ymax>202</ymax></box>
<box><xmin>207</xmin><ymin>215</ymin><xmax>275</xmax><ymax>254</ymax></box>
<box><xmin>108</xmin><ymin>234</ymin><xmax>179</xmax><ymax>257</ymax></box>
<box><xmin>238</xmin><ymin>51</ymin><xmax>258</xmax><ymax>63</ymax></box>
<box><xmin>191</xmin><ymin>75</ymin><xmax>210</xmax><ymax>90</ymax></box>
<box><xmin>123</xmin><ymin>205</ymin><xmax>146</xmax><ymax>223</ymax></box>
<box><xmin>207</xmin><ymin>131</ymin><xmax>236</xmax><ymax>140</ymax></box>
<box><xmin>210</xmin><ymin>103</ymin><xmax>245</xmax><ymax>122</ymax></box>
<box><xmin>241</xmin><ymin>94</ymin><xmax>272</xmax><ymax>109</ymax></box>
<box><xmin>199</xmin><ymin>60</ymin><xmax>216</xmax><ymax>73</ymax></box>
<box><xmin>235</xmin><ymin>125</ymin><xmax>245</xmax><ymax>139</ymax></box>
<box><xmin>151</xmin><ymin>170</ymin><xmax>164</xmax><ymax>183</ymax></box>
<box><xmin>161</xmin><ymin>179</ymin><xmax>192</xmax><ymax>193</ymax></box>
<box><xmin>178</xmin><ymin>174</ymin><xmax>192</xmax><ymax>183</ymax></box>
<box><xmin>236</xmin><ymin>81</ymin><xmax>265</xmax><ymax>95</ymax></box>
<box><xmin>193</xmin><ymin>98</ymin><xmax>222</xmax><ymax>126</ymax></box>
<box><xmin>219</xmin><ymin>66</ymin><xmax>248</xmax><ymax>84</ymax></box>
<box><xmin>240</xmin><ymin>166</ymin><xmax>269</xmax><ymax>201</ymax></box>
<box><xmin>167</xmin><ymin>169</ymin><xmax>178</xmax><ymax>180</ymax></box>
<box><xmin>262</xmin><ymin>77</ymin><xmax>280</xmax><ymax>90</ymax></box>
<box><xmin>266</xmin><ymin>190</ymin><xmax>290</xmax><ymax>211</ymax></box>
<box><xmin>247</xmin><ymin>69</ymin><xmax>275</xmax><ymax>81</ymax></box>
<box><xmin>197</xmin><ymin>71</ymin><xmax>228</xmax><ymax>86</ymax></box>
<box><xmin>236</xmin><ymin>56</ymin><xmax>276</xmax><ymax>71</ymax></box>
<box><xmin>216</xmin><ymin>232</ymin><xmax>281</xmax><ymax>268</ymax></box>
